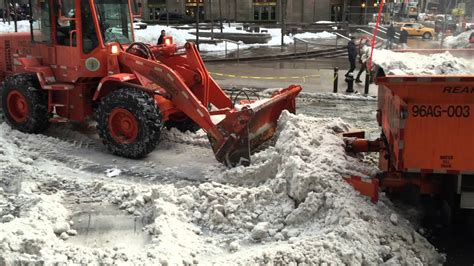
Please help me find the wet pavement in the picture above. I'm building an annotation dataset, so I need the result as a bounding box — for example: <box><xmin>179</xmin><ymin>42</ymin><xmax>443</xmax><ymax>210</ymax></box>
<box><xmin>67</xmin><ymin>202</ymin><xmax>152</xmax><ymax>251</ymax></box>
<box><xmin>201</xmin><ymin>38</ymin><xmax>340</xmax><ymax>60</ymax></box>
<box><xmin>208</xmin><ymin>60</ymin><xmax>378</xmax><ymax>96</ymax></box>
<box><xmin>297</xmin><ymin>97</ymin><xmax>379</xmax><ymax>138</ymax></box>
<box><xmin>427</xmin><ymin>222</ymin><xmax>474</xmax><ymax>265</ymax></box>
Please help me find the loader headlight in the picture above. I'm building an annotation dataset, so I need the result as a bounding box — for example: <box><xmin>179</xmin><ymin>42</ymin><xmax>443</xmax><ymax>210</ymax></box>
<box><xmin>164</xmin><ymin>36</ymin><xmax>173</xmax><ymax>46</ymax></box>
<box><xmin>111</xmin><ymin>44</ymin><xmax>120</xmax><ymax>55</ymax></box>
<box><xmin>107</xmin><ymin>43</ymin><xmax>121</xmax><ymax>55</ymax></box>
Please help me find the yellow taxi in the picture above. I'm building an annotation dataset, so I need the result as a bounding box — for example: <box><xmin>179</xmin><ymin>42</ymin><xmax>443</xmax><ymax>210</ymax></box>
<box><xmin>400</xmin><ymin>23</ymin><xmax>436</xmax><ymax>39</ymax></box>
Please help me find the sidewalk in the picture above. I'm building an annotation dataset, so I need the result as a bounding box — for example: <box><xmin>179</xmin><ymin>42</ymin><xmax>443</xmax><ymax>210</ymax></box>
<box><xmin>207</xmin><ymin>60</ymin><xmax>378</xmax><ymax>96</ymax></box>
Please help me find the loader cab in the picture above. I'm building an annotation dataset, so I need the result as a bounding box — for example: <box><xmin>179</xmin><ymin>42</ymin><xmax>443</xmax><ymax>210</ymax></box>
<box><xmin>29</xmin><ymin>0</ymin><xmax>135</xmax><ymax>81</ymax></box>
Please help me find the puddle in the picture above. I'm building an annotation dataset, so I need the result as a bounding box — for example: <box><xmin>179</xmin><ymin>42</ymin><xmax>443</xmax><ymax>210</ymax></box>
<box><xmin>66</xmin><ymin>202</ymin><xmax>152</xmax><ymax>251</ymax></box>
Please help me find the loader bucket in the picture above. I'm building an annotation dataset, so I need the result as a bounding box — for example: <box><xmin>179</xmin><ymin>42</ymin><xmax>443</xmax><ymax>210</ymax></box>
<box><xmin>209</xmin><ymin>85</ymin><xmax>302</xmax><ymax>167</ymax></box>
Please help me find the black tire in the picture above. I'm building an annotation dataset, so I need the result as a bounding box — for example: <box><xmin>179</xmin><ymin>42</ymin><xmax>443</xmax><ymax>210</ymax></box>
<box><xmin>1</xmin><ymin>73</ymin><xmax>49</xmax><ymax>133</ymax></box>
<box><xmin>442</xmin><ymin>175</ymin><xmax>461</xmax><ymax>226</ymax></box>
<box><xmin>95</xmin><ymin>88</ymin><xmax>163</xmax><ymax>158</ymax></box>
<box><xmin>423</xmin><ymin>32</ymin><xmax>432</xmax><ymax>39</ymax></box>
<box><xmin>165</xmin><ymin>117</ymin><xmax>200</xmax><ymax>133</ymax></box>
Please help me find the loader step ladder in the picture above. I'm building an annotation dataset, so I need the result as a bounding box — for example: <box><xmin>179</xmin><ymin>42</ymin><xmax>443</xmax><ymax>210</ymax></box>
<box><xmin>44</xmin><ymin>83</ymin><xmax>75</xmax><ymax>121</ymax></box>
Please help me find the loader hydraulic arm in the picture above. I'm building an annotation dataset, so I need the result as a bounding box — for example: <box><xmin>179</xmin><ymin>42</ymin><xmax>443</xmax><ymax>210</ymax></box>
<box><xmin>117</xmin><ymin>42</ymin><xmax>225</xmax><ymax>139</ymax></box>
<box><xmin>117</xmin><ymin>41</ymin><xmax>301</xmax><ymax>166</ymax></box>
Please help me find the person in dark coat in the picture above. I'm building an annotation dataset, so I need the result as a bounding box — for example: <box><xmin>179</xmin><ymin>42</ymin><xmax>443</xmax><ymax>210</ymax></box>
<box><xmin>399</xmin><ymin>30</ymin><xmax>408</xmax><ymax>48</ymax></box>
<box><xmin>345</xmin><ymin>36</ymin><xmax>357</xmax><ymax>77</ymax></box>
<box><xmin>386</xmin><ymin>23</ymin><xmax>395</xmax><ymax>49</ymax></box>
<box><xmin>157</xmin><ymin>30</ymin><xmax>166</xmax><ymax>45</ymax></box>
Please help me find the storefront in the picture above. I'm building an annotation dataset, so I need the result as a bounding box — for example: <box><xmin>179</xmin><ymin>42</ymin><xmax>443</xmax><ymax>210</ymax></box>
<box><xmin>330</xmin><ymin>0</ymin><xmax>343</xmax><ymax>21</ymax></box>
<box><xmin>147</xmin><ymin>0</ymin><xmax>166</xmax><ymax>21</ymax></box>
<box><xmin>185</xmin><ymin>0</ymin><xmax>204</xmax><ymax>19</ymax></box>
<box><xmin>252</xmin><ymin>0</ymin><xmax>276</xmax><ymax>21</ymax></box>
<box><xmin>139</xmin><ymin>0</ymin><xmax>332</xmax><ymax>23</ymax></box>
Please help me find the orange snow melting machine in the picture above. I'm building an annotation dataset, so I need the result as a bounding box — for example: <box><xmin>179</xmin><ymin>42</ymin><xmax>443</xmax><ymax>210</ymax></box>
<box><xmin>344</xmin><ymin>63</ymin><xmax>474</xmax><ymax>207</ymax></box>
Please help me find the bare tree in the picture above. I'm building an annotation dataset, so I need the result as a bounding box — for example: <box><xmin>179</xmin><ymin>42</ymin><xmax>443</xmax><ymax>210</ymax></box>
<box><xmin>234</xmin><ymin>0</ymin><xmax>237</xmax><ymax>22</ymax></box>
<box><xmin>280</xmin><ymin>0</ymin><xmax>288</xmax><ymax>46</ymax></box>
<box><xmin>343</xmin><ymin>0</ymin><xmax>348</xmax><ymax>28</ymax></box>
<box><xmin>209</xmin><ymin>0</ymin><xmax>214</xmax><ymax>40</ymax></box>
<box><xmin>219</xmin><ymin>0</ymin><xmax>223</xmax><ymax>33</ymax></box>
<box><xmin>227</xmin><ymin>1</ymin><xmax>230</xmax><ymax>27</ymax></box>
<box><xmin>196</xmin><ymin>1</ymin><xmax>200</xmax><ymax>50</ymax></box>
<box><xmin>166</xmin><ymin>0</ymin><xmax>169</xmax><ymax>27</ymax></box>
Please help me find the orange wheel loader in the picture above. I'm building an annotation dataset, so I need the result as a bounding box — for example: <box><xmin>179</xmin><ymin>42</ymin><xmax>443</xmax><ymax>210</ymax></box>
<box><xmin>0</xmin><ymin>0</ymin><xmax>301</xmax><ymax>167</ymax></box>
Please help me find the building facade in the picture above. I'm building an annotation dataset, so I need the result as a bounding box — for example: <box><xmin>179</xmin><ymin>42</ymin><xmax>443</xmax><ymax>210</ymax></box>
<box><xmin>140</xmin><ymin>0</ymin><xmax>337</xmax><ymax>23</ymax></box>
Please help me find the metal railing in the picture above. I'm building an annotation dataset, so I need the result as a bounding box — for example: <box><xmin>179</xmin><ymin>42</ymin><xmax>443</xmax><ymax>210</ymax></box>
<box><xmin>293</xmin><ymin>37</ymin><xmax>311</xmax><ymax>55</ymax></box>
<box><xmin>334</xmin><ymin>32</ymin><xmax>350</xmax><ymax>48</ymax></box>
<box><xmin>294</xmin><ymin>35</ymin><xmax>350</xmax><ymax>55</ymax></box>
<box><xmin>221</xmin><ymin>39</ymin><xmax>241</xmax><ymax>61</ymax></box>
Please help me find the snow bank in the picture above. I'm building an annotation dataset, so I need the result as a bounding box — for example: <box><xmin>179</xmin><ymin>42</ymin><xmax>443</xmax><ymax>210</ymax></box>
<box><xmin>135</xmin><ymin>24</ymin><xmax>194</xmax><ymax>47</ymax></box>
<box><xmin>0</xmin><ymin>21</ymin><xmax>335</xmax><ymax>53</ymax></box>
<box><xmin>0</xmin><ymin>20</ymin><xmax>30</xmax><ymax>33</ymax></box>
<box><xmin>294</xmin><ymin>31</ymin><xmax>336</xmax><ymax>39</ymax></box>
<box><xmin>443</xmin><ymin>30</ymin><xmax>473</xmax><ymax>48</ymax></box>
<box><xmin>314</xmin><ymin>21</ymin><xmax>334</xmax><ymax>24</ymax></box>
<box><xmin>136</xmin><ymin>24</ymin><xmax>299</xmax><ymax>52</ymax></box>
<box><xmin>372</xmin><ymin>49</ymin><xmax>474</xmax><ymax>75</ymax></box>
<box><xmin>0</xmin><ymin>111</ymin><xmax>442</xmax><ymax>264</ymax></box>
<box><xmin>149</xmin><ymin>112</ymin><xmax>440</xmax><ymax>264</ymax></box>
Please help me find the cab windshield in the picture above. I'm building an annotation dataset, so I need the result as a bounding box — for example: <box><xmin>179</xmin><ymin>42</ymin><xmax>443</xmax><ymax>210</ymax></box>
<box><xmin>95</xmin><ymin>0</ymin><xmax>133</xmax><ymax>44</ymax></box>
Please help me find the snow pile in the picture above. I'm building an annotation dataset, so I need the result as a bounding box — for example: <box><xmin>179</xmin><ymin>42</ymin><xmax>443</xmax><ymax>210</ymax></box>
<box><xmin>372</xmin><ymin>49</ymin><xmax>474</xmax><ymax>75</ymax></box>
<box><xmin>0</xmin><ymin>20</ymin><xmax>30</xmax><ymax>33</ymax></box>
<box><xmin>0</xmin><ymin>191</ymin><xmax>73</xmax><ymax>264</ymax></box>
<box><xmin>0</xmin><ymin>125</ymin><xmax>69</xmax><ymax>263</ymax></box>
<box><xmin>314</xmin><ymin>21</ymin><xmax>334</xmax><ymax>24</ymax></box>
<box><xmin>0</xmin><ymin>112</ymin><xmax>442</xmax><ymax>264</ymax></box>
<box><xmin>264</xmin><ymin>27</ymin><xmax>294</xmax><ymax>46</ymax></box>
<box><xmin>136</xmin><ymin>24</ymin><xmax>297</xmax><ymax>52</ymax></box>
<box><xmin>103</xmin><ymin>112</ymin><xmax>440</xmax><ymax>264</ymax></box>
<box><xmin>135</xmin><ymin>24</ymin><xmax>194</xmax><ymax>47</ymax></box>
<box><xmin>161</xmin><ymin>127</ymin><xmax>209</xmax><ymax>147</ymax></box>
<box><xmin>443</xmin><ymin>30</ymin><xmax>473</xmax><ymax>48</ymax></box>
<box><xmin>294</xmin><ymin>31</ymin><xmax>336</xmax><ymax>39</ymax></box>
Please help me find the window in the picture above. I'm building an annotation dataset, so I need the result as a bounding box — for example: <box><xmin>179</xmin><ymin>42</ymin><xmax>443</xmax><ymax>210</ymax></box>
<box><xmin>149</xmin><ymin>7</ymin><xmax>161</xmax><ymax>20</ymax></box>
<box><xmin>260</xmin><ymin>7</ymin><xmax>269</xmax><ymax>20</ymax></box>
<box><xmin>82</xmin><ymin>0</ymin><xmax>99</xmax><ymax>53</ymax></box>
<box><xmin>56</xmin><ymin>0</ymin><xmax>76</xmax><ymax>46</ymax></box>
<box><xmin>252</xmin><ymin>0</ymin><xmax>276</xmax><ymax>21</ymax></box>
<box><xmin>31</xmin><ymin>0</ymin><xmax>51</xmax><ymax>43</ymax></box>
<box><xmin>270</xmin><ymin>6</ymin><xmax>276</xmax><ymax>20</ymax></box>
<box><xmin>95</xmin><ymin>0</ymin><xmax>133</xmax><ymax>45</ymax></box>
